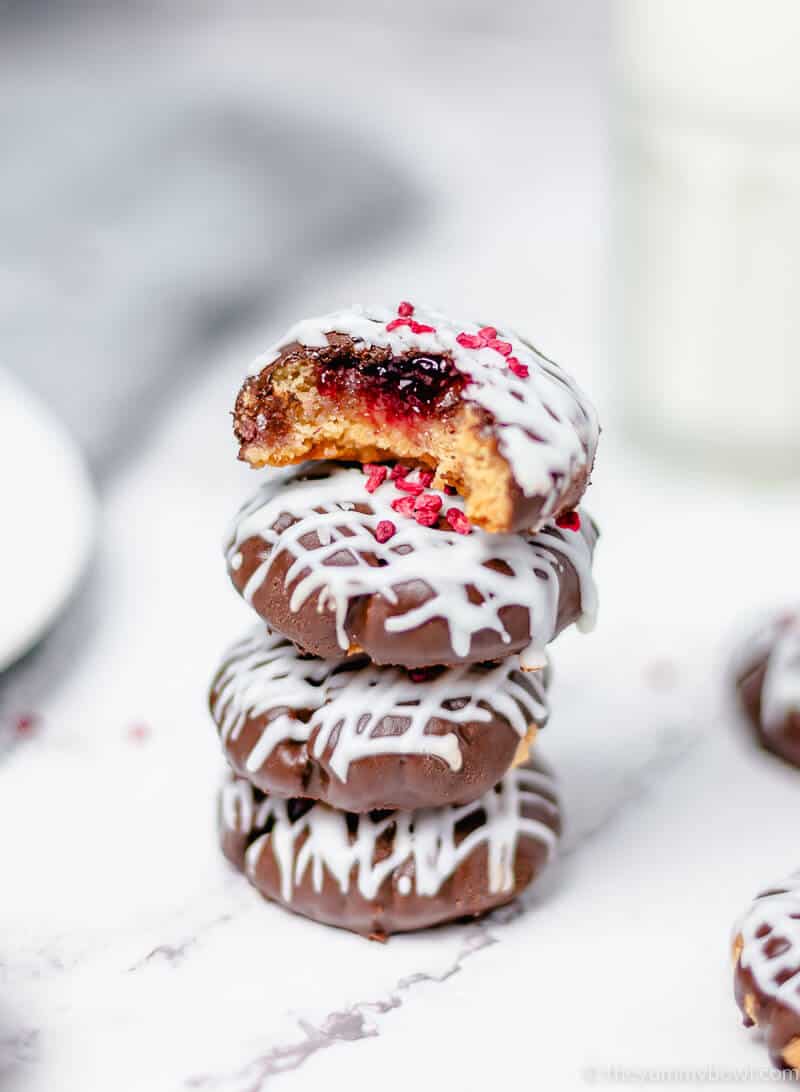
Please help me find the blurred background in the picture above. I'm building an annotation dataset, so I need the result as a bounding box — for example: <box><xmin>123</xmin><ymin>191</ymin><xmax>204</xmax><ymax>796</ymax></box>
<box><xmin>0</xmin><ymin>0</ymin><xmax>614</xmax><ymax>706</ymax></box>
<box><xmin>0</xmin><ymin>0</ymin><xmax>609</xmax><ymax>472</ymax></box>
<box><xmin>1</xmin><ymin>2</ymin><xmax>799</xmax><ymax>1087</ymax></box>
<box><xmin>3</xmin><ymin>0</ymin><xmax>799</xmax><ymax>695</ymax></box>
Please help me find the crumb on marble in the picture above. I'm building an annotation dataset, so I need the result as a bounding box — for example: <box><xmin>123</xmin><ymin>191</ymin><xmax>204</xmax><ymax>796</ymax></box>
<box><xmin>643</xmin><ymin>659</ymin><xmax>680</xmax><ymax>692</ymax></box>
<box><xmin>14</xmin><ymin>713</ymin><xmax>39</xmax><ymax>737</ymax></box>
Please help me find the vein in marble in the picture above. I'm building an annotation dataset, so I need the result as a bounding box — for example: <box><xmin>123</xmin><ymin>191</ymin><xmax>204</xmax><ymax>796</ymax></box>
<box><xmin>181</xmin><ymin>719</ymin><xmax>697</xmax><ymax>1092</ymax></box>
<box><xmin>184</xmin><ymin>923</ymin><xmax>497</xmax><ymax>1091</ymax></box>
<box><xmin>128</xmin><ymin>914</ymin><xmax>234</xmax><ymax>973</ymax></box>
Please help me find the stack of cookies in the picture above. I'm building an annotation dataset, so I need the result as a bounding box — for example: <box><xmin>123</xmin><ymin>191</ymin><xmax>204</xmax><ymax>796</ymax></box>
<box><xmin>209</xmin><ymin>302</ymin><xmax>600</xmax><ymax>938</ymax></box>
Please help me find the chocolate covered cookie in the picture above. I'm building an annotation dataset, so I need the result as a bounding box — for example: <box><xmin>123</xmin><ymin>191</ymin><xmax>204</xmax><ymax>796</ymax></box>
<box><xmin>210</xmin><ymin>626</ymin><xmax>549</xmax><ymax>812</ymax></box>
<box><xmin>218</xmin><ymin>760</ymin><xmax>561</xmax><ymax>938</ymax></box>
<box><xmin>233</xmin><ymin>303</ymin><xmax>598</xmax><ymax>533</ymax></box>
<box><xmin>226</xmin><ymin>462</ymin><xmax>598</xmax><ymax>670</ymax></box>
<box><xmin>734</xmin><ymin>613</ymin><xmax>800</xmax><ymax>769</ymax></box>
<box><xmin>732</xmin><ymin>871</ymin><xmax>800</xmax><ymax>1071</ymax></box>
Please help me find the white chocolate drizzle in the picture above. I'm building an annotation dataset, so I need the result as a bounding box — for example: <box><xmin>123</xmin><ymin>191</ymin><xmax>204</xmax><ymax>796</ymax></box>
<box><xmin>737</xmin><ymin>613</ymin><xmax>800</xmax><ymax>736</ymax></box>
<box><xmin>212</xmin><ymin>626</ymin><xmax>549</xmax><ymax>781</ymax></box>
<box><xmin>249</xmin><ymin>303</ymin><xmax>599</xmax><ymax>511</ymax></box>
<box><xmin>736</xmin><ymin>871</ymin><xmax>800</xmax><ymax>1015</ymax></box>
<box><xmin>226</xmin><ymin>464</ymin><xmax>598</xmax><ymax>665</ymax></box>
<box><xmin>221</xmin><ymin>765</ymin><xmax>560</xmax><ymax>903</ymax></box>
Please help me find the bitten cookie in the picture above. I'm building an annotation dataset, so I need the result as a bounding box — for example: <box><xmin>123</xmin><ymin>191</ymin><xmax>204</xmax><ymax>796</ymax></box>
<box><xmin>218</xmin><ymin>760</ymin><xmax>561</xmax><ymax>938</ymax></box>
<box><xmin>732</xmin><ymin>871</ymin><xmax>800</xmax><ymax>1071</ymax></box>
<box><xmin>226</xmin><ymin>462</ymin><xmax>598</xmax><ymax>670</ymax></box>
<box><xmin>210</xmin><ymin>626</ymin><xmax>549</xmax><ymax>812</ymax></box>
<box><xmin>734</xmin><ymin>613</ymin><xmax>800</xmax><ymax>769</ymax></box>
<box><xmin>233</xmin><ymin>303</ymin><xmax>598</xmax><ymax>533</ymax></box>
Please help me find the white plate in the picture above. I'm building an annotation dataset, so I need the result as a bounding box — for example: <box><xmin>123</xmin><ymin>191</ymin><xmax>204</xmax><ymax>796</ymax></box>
<box><xmin>0</xmin><ymin>370</ymin><xmax>95</xmax><ymax>672</ymax></box>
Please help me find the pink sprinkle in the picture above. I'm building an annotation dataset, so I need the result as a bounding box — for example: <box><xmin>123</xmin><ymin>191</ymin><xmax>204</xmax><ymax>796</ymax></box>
<box><xmin>374</xmin><ymin>520</ymin><xmax>396</xmax><ymax>543</ymax></box>
<box><xmin>15</xmin><ymin>713</ymin><xmax>38</xmax><ymax>737</ymax></box>
<box><xmin>555</xmin><ymin>510</ymin><xmax>581</xmax><ymax>532</ymax></box>
<box><xmin>395</xmin><ymin>477</ymin><xmax>424</xmax><ymax>495</ymax></box>
<box><xmin>414</xmin><ymin>507</ymin><xmax>439</xmax><ymax>527</ymax></box>
<box><xmin>409</xmin><ymin>668</ymin><xmax>434</xmax><ymax>683</ymax></box>
<box><xmin>507</xmin><ymin>357</ymin><xmax>529</xmax><ymax>378</ymax></box>
<box><xmin>414</xmin><ymin>493</ymin><xmax>443</xmax><ymax>514</ymax></box>
<box><xmin>456</xmin><ymin>333</ymin><xmax>482</xmax><ymax>350</ymax></box>
<box><xmin>391</xmin><ymin>496</ymin><xmax>416</xmax><ymax>516</ymax></box>
<box><xmin>417</xmin><ymin>469</ymin><xmax>434</xmax><ymax>487</ymax></box>
<box><xmin>127</xmin><ymin>723</ymin><xmax>150</xmax><ymax>743</ymax></box>
<box><xmin>488</xmin><ymin>338</ymin><xmax>512</xmax><ymax>357</ymax></box>
<box><xmin>386</xmin><ymin>303</ymin><xmax>436</xmax><ymax>336</ymax></box>
<box><xmin>478</xmin><ymin>326</ymin><xmax>497</xmax><ymax>339</ymax></box>
<box><xmin>414</xmin><ymin>494</ymin><xmax>443</xmax><ymax>526</ymax></box>
<box><xmin>446</xmin><ymin>508</ymin><xmax>472</xmax><ymax>535</ymax></box>
<box><xmin>363</xmin><ymin>464</ymin><xmax>388</xmax><ymax>493</ymax></box>
<box><xmin>444</xmin><ymin>484</ymin><xmax>457</xmax><ymax>495</ymax></box>
<box><xmin>238</xmin><ymin>418</ymin><xmax>257</xmax><ymax>442</ymax></box>
<box><xmin>389</xmin><ymin>464</ymin><xmax>410</xmax><ymax>481</ymax></box>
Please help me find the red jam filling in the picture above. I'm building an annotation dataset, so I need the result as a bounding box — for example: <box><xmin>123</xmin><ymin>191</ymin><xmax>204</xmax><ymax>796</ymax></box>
<box><xmin>316</xmin><ymin>353</ymin><xmax>464</xmax><ymax>426</ymax></box>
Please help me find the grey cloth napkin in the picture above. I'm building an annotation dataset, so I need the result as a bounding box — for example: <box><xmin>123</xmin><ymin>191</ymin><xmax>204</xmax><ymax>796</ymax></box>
<box><xmin>0</xmin><ymin>12</ymin><xmax>416</xmax><ymax>714</ymax></box>
<box><xmin>0</xmin><ymin>73</ymin><xmax>415</xmax><ymax>476</ymax></box>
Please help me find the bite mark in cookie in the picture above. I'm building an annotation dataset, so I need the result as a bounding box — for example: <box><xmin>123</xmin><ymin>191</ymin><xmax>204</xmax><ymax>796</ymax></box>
<box><xmin>233</xmin><ymin>303</ymin><xmax>598</xmax><ymax>533</ymax></box>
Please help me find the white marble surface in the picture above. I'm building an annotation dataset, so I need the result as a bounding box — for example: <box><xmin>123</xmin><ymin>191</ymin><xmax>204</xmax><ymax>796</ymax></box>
<box><xmin>3</xmin><ymin>349</ymin><xmax>799</xmax><ymax>1092</ymax></box>
<box><xmin>2</xmin><ymin>10</ymin><xmax>799</xmax><ymax>1091</ymax></box>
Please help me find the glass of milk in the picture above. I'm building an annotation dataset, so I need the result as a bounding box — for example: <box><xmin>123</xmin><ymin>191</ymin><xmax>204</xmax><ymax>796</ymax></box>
<box><xmin>615</xmin><ymin>0</ymin><xmax>800</xmax><ymax>472</ymax></box>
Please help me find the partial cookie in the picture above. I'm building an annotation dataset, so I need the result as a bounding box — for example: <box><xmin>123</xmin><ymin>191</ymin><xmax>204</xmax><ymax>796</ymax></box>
<box><xmin>210</xmin><ymin>626</ymin><xmax>549</xmax><ymax>812</ymax></box>
<box><xmin>734</xmin><ymin>613</ymin><xmax>800</xmax><ymax>769</ymax></box>
<box><xmin>233</xmin><ymin>303</ymin><xmax>598</xmax><ymax>534</ymax></box>
<box><xmin>226</xmin><ymin>462</ymin><xmax>598</xmax><ymax>670</ymax></box>
<box><xmin>218</xmin><ymin>760</ymin><xmax>561</xmax><ymax>938</ymax></box>
<box><xmin>732</xmin><ymin>872</ymin><xmax>800</xmax><ymax>1071</ymax></box>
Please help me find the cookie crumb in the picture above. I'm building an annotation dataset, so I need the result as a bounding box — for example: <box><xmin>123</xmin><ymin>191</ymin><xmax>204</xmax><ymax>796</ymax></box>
<box><xmin>14</xmin><ymin>713</ymin><xmax>38</xmax><ymax>737</ymax></box>
<box><xmin>643</xmin><ymin>659</ymin><xmax>679</xmax><ymax>692</ymax></box>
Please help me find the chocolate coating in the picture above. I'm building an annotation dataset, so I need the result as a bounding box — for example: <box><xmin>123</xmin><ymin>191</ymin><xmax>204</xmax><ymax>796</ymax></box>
<box><xmin>733</xmin><ymin>875</ymin><xmax>800</xmax><ymax>1071</ymax></box>
<box><xmin>210</xmin><ymin>627</ymin><xmax>549</xmax><ymax>812</ymax></box>
<box><xmin>735</xmin><ymin>613</ymin><xmax>800</xmax><ymax>769</ymax></box>
<box><xmin>218</xmin><ymin>760</ymin><xmax>561</xmax><ymax>939</ymax></box>
<box><xmin>226</xmin><ymin>463</ymin><xmax>598</xmax><ymax>669</ymax></box>
<box><xmin>503</xmin><ymin>462</ymin><xmax>592</xmax><ymax>544</ymax></box>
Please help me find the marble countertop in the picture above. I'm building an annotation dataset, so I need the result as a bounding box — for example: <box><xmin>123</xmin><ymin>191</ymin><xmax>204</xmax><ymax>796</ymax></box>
<box><xmin>2</xmin><ymin>10</ymin><xmax>799</xmax><ymax>1091</ymax></box>
<box><xmin>3</xmin><ymin>345</ymin><xmax>799</xmax><ymax>1092</ymax></box>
